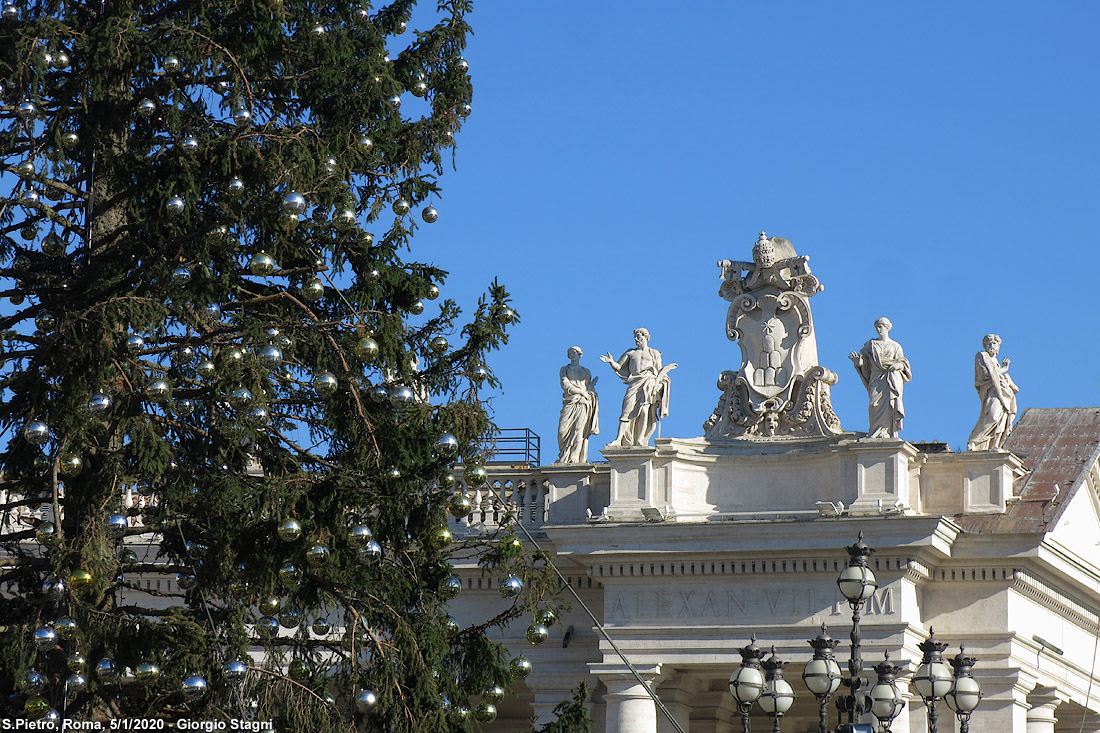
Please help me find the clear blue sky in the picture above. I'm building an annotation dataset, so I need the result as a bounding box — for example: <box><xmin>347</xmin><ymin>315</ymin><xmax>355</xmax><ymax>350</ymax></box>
<box><xmin>408</xmin><ymin>2</ymin><xmax>1100</xmax><ymax>460</ymax></box>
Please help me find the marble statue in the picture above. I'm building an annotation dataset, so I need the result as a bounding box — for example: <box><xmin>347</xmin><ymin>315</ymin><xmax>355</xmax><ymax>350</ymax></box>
<box><xmin>704</xmin><ymin>232</ymin><xmax>844</xmax><ymax>439</ymax></box>
<box><xmin>966</xmin><ymin>334</ymin><xmax>1018</xmax><ymax>451</ymax></box>
<box><xmin>849</xmin><ymin>317</ymin><xmax>911</xmax><ymax>439</ymax></box>
<box><xmin>556</xmin><ymin>346</ymin><xmax>600</xmax><ymax>463</ymax></box>
<box><xmin>601</xmin><ymin>328</ymin><xmax>677</xmax><ymax>447</ymax></box>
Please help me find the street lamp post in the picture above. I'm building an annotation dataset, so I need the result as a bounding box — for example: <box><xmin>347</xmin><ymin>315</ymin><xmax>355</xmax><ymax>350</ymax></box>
<box><xmin>803</xmin><ymin>625</ymin><xmax>842</xmax><ymax>733</ymax></box>
<box><xmin>869</xmin><ymin>653</ymin><xmax>905</xmax><ymax>732</ymax></box>
<box><xmin>834</xmin><ymin>531</ymin><xmax>878</xmax><ymax>732</ymax></box>
<box><xmin>729</xmin><ymin>636</ymin><xmax>766</xmax><ymax>733</ymax></box>
<box><xmin>945</xmin><ymin>648</ymin><xmax>982</xmax><ymax>733</ymax></box>
<box><xmin>913</xmin><ymin>629</ymin><xmax>953</xmax><ymax>733</ymax></box>
<box><xmin>759</xmin><ymin>648</ymin><xmax>795</xmax><ymax>733</ymax></box>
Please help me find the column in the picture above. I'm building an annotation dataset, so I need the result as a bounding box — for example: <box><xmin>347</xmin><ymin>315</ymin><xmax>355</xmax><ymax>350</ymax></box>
<box><xmin>593</xmin><ymin>664</ymin><xmax>664</xmax><ymax>733</ymax></box>
<box><xmin>1025</xmin><ymin>686</ymin><xmax>1062</xmax><ymax>733</ymax></box>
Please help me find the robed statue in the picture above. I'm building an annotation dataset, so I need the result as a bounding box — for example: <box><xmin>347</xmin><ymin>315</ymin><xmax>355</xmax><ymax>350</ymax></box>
<box><xmin>966</xmin><ymin>334</ymin><xmax>1018</xmax><ymax>451</ymax></box>
<box><xmin>601</xmin><ymin>328</ymin><xmax>677</xmax><ymax>447</ymax></box>
<box><xmin>556</xmin><ymin>346</ymin><xmax>599</xmax><ymax>463</ymax></box>
<box><xmin>849</xmin><ymin>317</ymin><xmax>911</xmax><ymax>439</ymax></box>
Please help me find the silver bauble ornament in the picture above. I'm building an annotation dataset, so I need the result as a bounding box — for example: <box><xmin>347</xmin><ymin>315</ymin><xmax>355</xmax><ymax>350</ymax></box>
<box><xmin>196</xmin><ymin>359</ymin><xmax>216</xmax><ymax>378</ymax></box>
<box><xmin>499</xmin><ymin>575</ymin><xmax>524</xmax><ymax>598</ymax></box>
<box><xmin>430</xmin><ymin>335</ymin><xmax>448</xmax><ymax>353</ymax></box>
<box><xmin>135</xmin><ymin>663</ymin><xmax>161</xmax><ymax>684</ymax></box>
<box><xmin>483</xmin><ymin>684</ymin><xmax>505</xmax><ymax>704</ymax></box>
<box><xmin>176</xmin><ymin>573</ymin><xmax>197</xmax><ymax>590</ymax></box>
<box><xmin>126</xmin><ymin>334</ymin><xmax>145</xmax><ymax>352</ymax></box>
<box><xmin>171</xmin><ymin>345</ymin><xmax>195</xmax><ymax>365</ymax></box>
<box><xmin>163</xmin><ymin>55</ymin><xmax>181</xmax><ymax>73</ymax></box>
<box><xmin>104</xmin><ymin>512</ymin><xmax>125</xmax><ymax>537</ymax></box>
<box><xmin>314</xmin><ymin>372</ymin><xmax>338</xmax><ymax>395</ymax></box>
<box><xmin>22</xmin><ymin>669</ymin><xmax>46</xmax><ymax>694</ymax></box>
<box><xmin>443</xmin><ymin>616</ymin><xmax>460</xmax><ymax>636</ymax></box>
<box><xmin>249</xmin><ymin>252</ymin><xmax>277</xmax><ymax>276</ymax></box>
<box><xmin>335</xmin><ymin>208</ymin><xmax>357</xmax><ymax>228</ymax></box>
<box><xmin>60</xmin><ymin>131</ymin><xmax>79</xmax><ymax>149</ymax></box>
<box><xmin>281</xmin><ymin>192</ymin><xmax>307</xmax><ymax>214</ymax></box>
<box><xmin>427</xmin><ymin>283</ymin><xmax>439</xmax><ymax>298</ymax></box>
<box><xmin>180</xmin><ymin>136</ymin><xmax>198</xmax><ymax>152</ymax></box>
<box><xmin>456</xmin><ymin>57</ymin><xmax>469</xmax><ymax>73</ymax></box>
<box><xmin>389</xmin><ymin>385</ymin><xmax>416</xmax><ymax>406</ymax></box>
<box><xmin>354</xmin><ymin>337</ymin><xmax>379</xmax><ymax>361</ymax></box>
<box><xmin>258</xmin><ymin>345</ymin><xmax>283</xmax><ymax>365</ymax></box>
<box><xmin>348</xmin><ymin>524</ymin><xmax>373</xmax><ymax>548</ymax></box>
<box><xmin>464</xmin><ymin>464</ymin><xmax>489</xmax><ymax>486</ymax></box>
<box><xmin>65</xmin><ymin>674</ymin><xmax>87</xmax><ymax>695</ymax></box>
<box><xmin>32</xmin><ymin>627</ymin><xmax>57</xmax><ymax>650</ymax></box>
<box><xmin>357</xmin><ymin>135</ymin><xmax>373</xmax><ymax>151</ymax></box>
<box><xmin>143</xmin><ymin>378</ymin><xmax>171</xmax><ymax>402</ymax></box>
<box><xmin>360</xmin><ymin>540</ymin><xmax>382</xmax><ymax>562</ymax></box>
<box><xmin>392</xmin><ymin>197</ymin><xmax>411</xmax><ymax>216</ymax></box>
<box><xmin>534</xmin><ymin>607</ymin><xmax>559</xmax><ymax>627</ymax></box>
<box><xmin>60</xmin><ymin>452</ymin><xmax>82</xmax><ymax>475</ymax></box>
<box><xmin>458</xmin><ymin>103</ymin><xmax>472</xmax><ymax>118</ymax></box>
<box><xmin>278</xmin><ymin>608</ymin><xmax>301</xmax><ymax>628</ymax></box>
<box><xmin>354</xmin><ymin>690</ymin><xmax>378</xmax><ymax>713</ymax></box>
<box><xmin>305</xmin><ymin>544</ymin><xmax>331</xmax><ymax>566</ymax></box>
<box><xmin>387</xmin><ymin>94</ymin><xmax>402</xmax><ymax>109</ymax></box>
<box><xmin>176</xmin><ymin>398</ymin><xmax>194</xmax><ymax>415</ymax></box>
<box><xmin>42</xmin><ymin>232</ymin><xmax>65</xmax><ymax>256</ymax></box>
<box><xmin>136</xmin><ymin>99</ymin><xmax>157</xmax><ymax>117</ymax></box>
<box><xmin>232</xmin><ymin>107</ymin><xmax>251</xmax><ymax>125</ymax></box>
<box><xmin>448</xmin><ymin>493</ymin><xmax>473</xmax><ymax>518</ymax></box>
<box><xmin>166</xmin><ymin>196</ymin><xmax>185</xmax><ymax>214</ymax></box>
<box><xmin>421</xmin><ymin>206</ymin><xmax>438</xmax><ymax>223</ymax></box>
<box><xmin>277</xmin><ymin>518</ymin><xmax>303</xmax><ymax>541</ymax></box>
<box><xmin>301</xmin><ymin>277</ymin><xmax>324</xmax><ymax>301</ymax></box>
<box><xmin>408</xmin><ymin>299</ymin><xmax>425</xmax><ymax>315</ymax></box>
<box><xmin>311</xmin><ymin>617</ymin><xmax>331</xmax><ymax>635</ymax></box>
<box><xmin>52</xmin><ymin>51</ymin><xmax>70</xmax><ymax>69</ymax></box>
<box><xmin>228</xmin><ymin>177</ymin><xmax>245</xmax><ymax>195</ymax></box>
<box><xmin>16</xmin><ymin>101</ymin><xmax>39</xmax><ymax>120</ymax></box>
<box><xmin>449</xmin><ymin>706</ymin><xmax>470</xmax><ymax>724</ymax></box>
<box><xmin>526</xmin><ymin>623</ymin><xmax>550</xmax><ymax>645</ymax></box>
<box><xmin>223</xmin><ymin>660</ymin><xmax>247</xmax><ymax>682</ymax></box>
<box><xmin>34</xmin><ymin>311</ymin><xmax>57</xmax><ymax>331</ymax></box>
<box><xmin>510</xmin><ymin>656</ymin><xmax>533</xmax><ymax>679</ymax></box>
<box><xmin>438</xmin><ymin>575</ymin><xmax>462</xmax><ymax>600</ymax></box>
<box><xmin>500</xmin><ymin>307</ymin><xmax>516</xmax><ymax>324</ymax></box>
<box><xmin>16</xmin><ymin>159</ymin><xmax>36</xmax><ymax>177</ymax></box>
<box><xmin>23</xmin><ymin>420</ymin><xmax>49</xmax><ymax>444</ymax></box>
<box><xmin>171</xmin><ymin>266</ymin><xmax>191</xmax><ymax>283</ymax></box>
<box><xmin>435</xmin><ymin>433</ymin><xmax>459</xmax><ymax>456</ymax></box>
<box><xmin>369</xmin><ymin>385</ymin><xmax>389</xmax><ymax>402</ymax></box>
<box><xmin>36</xmin><ymin>523</ymin><xmax>57</xmax><ymax>543</ymax></box>
<box><xmin>182</xmin><ymin>675</ymin><xmax>207</xmax><ymax>699</ymax></box>
<box><xmin>95</xmin><ymin>658</ymin><xmax>118</xmax><ymax>682</ymax></box>
<box><xmin>411</xmin><ymin>80</ymin><xmax>428</xmax><ymax>97</ymax></box>
<box><xmin>474</xmin><ymin>702</ymin><xmax>497</xmax><ymax>723</ymax></box>
<box><xmin>254</xmin><ymin>616</ymin><xmax>279</xmax><ymax>637</ymax></box>
<box><xmin>20</xmin><ymin>189</ymin><xmax>40</xmax><ymax>206</ymax></box>
<box><xmin>229</xmin><ymin>386</ymin><xmax>252</xmax><ymax>405</ymax></box>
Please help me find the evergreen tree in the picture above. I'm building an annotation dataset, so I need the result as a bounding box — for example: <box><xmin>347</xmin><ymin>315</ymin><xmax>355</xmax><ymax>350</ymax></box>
<box><xmin>0</xmin><ymin>1</ymin><xmax>582</xmax><ymax>729</ymax></box>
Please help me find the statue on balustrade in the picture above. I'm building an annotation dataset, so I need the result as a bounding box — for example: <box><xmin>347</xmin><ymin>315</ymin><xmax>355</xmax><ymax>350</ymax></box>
<box><xmin>556</xmin><ymin>346</ymin><xmax>600</xmax><ymax>463</ymax></box>
<box><xmin>966</xmin><ymin>334</ymin><xmax>1019</xmax><ymax>451</ymax></box>
<box><xmin>704</xmin><ymin>231</ymin><xmax>844</xmax><ymax>439</ymax></box>
<box><xmin>601</xmin><ymin>328</ymin><xmax>677</xmax><ymax>447</ymax></box>
<box><xmin>849</xmin><ymin>317</ymin><xmax>911</xmax><ymax>439</ymax></box>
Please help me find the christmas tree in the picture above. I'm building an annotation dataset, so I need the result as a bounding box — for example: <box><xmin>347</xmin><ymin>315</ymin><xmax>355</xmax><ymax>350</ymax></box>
<box><xmin>0</xmin><ymin>1</ymin><xmax>584</xmax><ymax>729</ymax></box>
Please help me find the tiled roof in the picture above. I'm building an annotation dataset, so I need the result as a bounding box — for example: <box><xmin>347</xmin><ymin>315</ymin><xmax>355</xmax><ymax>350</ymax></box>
<box><xmin>955</xmin><ymin>407</ymin><xmax>1100</xmax><ymax>534</ymax></box>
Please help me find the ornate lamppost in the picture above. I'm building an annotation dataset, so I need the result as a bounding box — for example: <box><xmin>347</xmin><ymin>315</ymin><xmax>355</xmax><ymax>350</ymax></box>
<box><xmin>945</xmin><ymin>648</ymin><xmax>982</xmax><ymax>733</ymax></box>
<box><xmin>913</xmin><ymin>629</ymin><xmax>953</xmax><ymax>733</ymax></box>
<box><xmin>803</xmin><ymin>625</ymin><xmax>842</xmax><ymax>733</ymax></box>
<box><xmin>758</xmin><ymin>648</ymin><xmax>796</xmax><ymax>733</ymax></box>
<box><xmin>728</xmin><ymin>534</ymin><xmax>980</xmax><ymax>732</ymax></box>
<box><xmin>729</xmin><ymin>636</ymin><xmax>766</xmax><ymax>733</ymax></box>
<box><xmin>833</xmin><ymin>531</ymin><xmax>878</xmax><ymax>733</ymax></box>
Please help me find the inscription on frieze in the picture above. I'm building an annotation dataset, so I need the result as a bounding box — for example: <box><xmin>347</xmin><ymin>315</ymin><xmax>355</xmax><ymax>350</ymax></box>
<box><xmin>605</xmin><ymin>584</ymin><xmax>894</xmax><ymax>624</ymax></box>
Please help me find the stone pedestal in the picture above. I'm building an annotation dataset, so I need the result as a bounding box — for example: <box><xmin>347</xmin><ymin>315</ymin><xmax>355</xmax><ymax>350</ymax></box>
<box><xmin>847</xmin><ymin>439</ymin><xmax>917</xmax><ymax>516</ymax></box>
<box><xmin>543</xmin><ymin>463</ymin><xmax>595</xmax><ymax>523</ymax></box>
<box><xmin>1025</xmin><ymin>686</ymin><xmax>1062</xmax><ymax>733</ymax></box>
<box><xmin>602</xmin><ymin>446</ymin><xmax>659</xmax><ymax>521</ymax></box>
<box><xmin>593</xmin><ymin>664</ymin><xmax>664</xmax><ymax>733</ymax></box>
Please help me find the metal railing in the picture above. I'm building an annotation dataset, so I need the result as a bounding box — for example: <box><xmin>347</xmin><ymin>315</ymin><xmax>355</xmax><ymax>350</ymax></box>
<box><xmin>483</xmin><ymin>428</ymin><xmax>540</xmax><ymax>466</ymax></box>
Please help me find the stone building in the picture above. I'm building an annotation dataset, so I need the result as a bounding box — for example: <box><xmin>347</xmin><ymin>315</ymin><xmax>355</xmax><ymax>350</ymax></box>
<box><xmin>447</xmin><ymin>234</ymin><xmax>1100</xmax><ymax>733</ymax></box>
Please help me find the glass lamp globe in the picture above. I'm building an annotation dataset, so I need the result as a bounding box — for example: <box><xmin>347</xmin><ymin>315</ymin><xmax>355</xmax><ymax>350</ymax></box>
<box><xmin>802</xmin><ymin>656</ymin><xmax>841</xmax><ymax>696</ymax></box>
<box><xmin>837</xmin><ymin>563</ymin><xmax>877</xmax><ymax>602</ymax></box>
<box><xmin>945</xmin><ymin>676</ymin><xmax>982</xmax><ymax>713</ymax></box>
<box><xmin>757</xmin><ymin>678</ymin><xmax>795</xmax><ymax>715</ymax></box>
<box><xmin>870</xmin><ymin>681</ymin><xmax>904</xmax><ymax>721</ymax></box>
<box><xmin>728</xmin><ymin>665</ymin><xmax>764</xmax><ymax>704</ymax></box>
<box><xmin>913</xmin><ymin>659</ymin><xmax>953</xmax><ymax>700</ymax></box>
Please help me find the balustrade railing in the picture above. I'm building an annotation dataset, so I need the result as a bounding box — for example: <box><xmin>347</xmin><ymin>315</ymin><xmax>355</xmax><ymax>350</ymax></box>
<box><xmin>449</xmin><ymin>469</ymin><xmax>548</xmax><ymax>534</ymax></box>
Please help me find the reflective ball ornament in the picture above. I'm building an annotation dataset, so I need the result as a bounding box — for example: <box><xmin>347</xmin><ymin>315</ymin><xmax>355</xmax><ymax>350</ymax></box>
<box><xmin>428</xmin><ymin>526</ymin><xmax>452</xmax><ymax>549</ymax></box>
<box><xmin>392</xmin><ymin>198</ymin><xmax>411</xmax><ymax>216</ymax></box>
<box><xmin>421</xmin><ymin>206</ymin><xmax>438</xmax><ymax>223</ymax></box>
<box><xmin>232</xmin><ymin>107</ymin><xmax>251</xmax><ymax>125</ymax></box>
<box><xmin>95</xmin><ymin>658</ymin><xmax>118</xmax><ymax>682</ymax></box>
<box><xmin>180</xmin><ymin>136</ymin><xmax>198</xmax><ymax>152</ymax></box>
<box><xmin>107</xmin><ymin>513</ymin><xmax>128</xmax><ymax>538</ymax></box>
<box><xmin>499</xmin><ymin>575</ymin><xmax>524</xmax><ymax>599</ymax></box>
<box><xmin>277</xmin><ymin>519</ymin><xmax>303</xmax><ymax>541</ymax></box>
<box><xmin>449</xmin><ymin>706</ymin><xmax>470</xmax><ymax>725</ymax></box>
<box><xmin>311</xmin><ymin>617</ymin><xmax>331</xmax><ymax>635</ymax></box>
<box><xmin>249</xmin><ymin>253</ymin><xmax>277</xmax><ymax>276</ymax></box>
<box><xmin>65</xmin><ymin>673</ymin><xmax>87</xmax><ymax>695</ymax></box>
<box><xmin>526</xmin><ymin>624</ymin><xmax>550</xmax><ymax>645</ymax></box>
<box><xmin>258</xmin><ymin>345</ymin><xmax>283</xmax><ymax>366</ymax></box>
<box><xmin>314</xmin><ymin>372</ymin><xmax>338</xmax><ymax>395</ymax></box>
<box><xmin>348</xmin><ymin>524</ymin><xmax>373</xmax><ymax>548</ymax></box>
<box><xmin>306</xmin><ymin>544</ymin><xmax>331</xmax><ymax>566</ymax></box>
<box><xmin>144</xmin><ymin>378</ymin><xmax>171</xmax><ymax>402</ymax></box>
<box><xmin>258</xmin><ymin>596</ymin><xmax>281</xmax><ymax>616</ymax></box>
<box><xmin>335</xmin><ymin>208</ymin><xmax>357</xmax><ymax>229</ymax></box>
<box><xmin>42</xmin><ymin>233</ymin><xmax>65</xmax><ymax>256</ymax></box>
<box><xmin>16</xmin><ymin>101</ymin><xmax>38</xmax><ymax>120</ymax></box>
<box><xmin>24</xmin><ymin>696</ymin><xmax>49</xmax><ymax>720</ymax></box>
<box><xmin>278</xmin><ymin>563</ymin><xmax>302</xmax><ymax>587</ymax></box>
<box><xmin>223</xmin><ymin>660</ymin><xmax>247</xmax><ymax>682</ymax></box>
<box><xmin>360</xmin><ymin>540</ymin><xmax>382</xmax><ymax>563</ymax></box>
<box><xmin>301</xmin><ymin>277</ymin><xmax>324</xmax><ymax>302</ymax></box>
<box><xmin>484</xmin><ymin>684</ymin><xmax>505</xmax><ymax>704</ymax></box>
<box><xmin>162</xmin><ymin>55</ymin><xmax>181</xmax><ymax>73</ymax></box>
<box><xmin>448</xmin><ymin>493</ymin><xmax>473</xmax><ymax>518</ymax></box>
<box><xmin>33</xmin><ymin>626</ymin><xmax>57</xmax><ymax>650</ymax></box>
<box><xmin>228</xmin><ymin>177</ymin><xmax>245</xmax><ymax>195</ymax></box>
<box><xmin>355</xmin><ymin>689</ymin><xmax>378</xmax><ymax>714</ymax></box>
<box><xmin>69</xmin><ymin>569</ymin><xmax>93</xmax><ymax>592</ymax></box>
<box><xmin>389</xmin><ymin>385</ymin><xmax>416</xmax><ymax>407</ymax></box>
<box><xmin>408</xmin><ymin>299</ymin><xmax>425</xmax><ymax>315</ymax></box>
<box><xmin>443</xmin><ymin>615</ymin><xmax>460</xmax><ymax>636</ymax></box>
<box><xmin>136</xmin><ymin>99</ymin><xmax>157</xmax><ymax>117</ymax></box>
<box><xmin>278</xmin><ymin>608</ymin><xmax>301</xmax><ymax>629</ymax></box>
<box><xmin>87</xmin><ymin>393</ymin><xmax>111</xmax><ymax>414</ymax></box>
<box><xmin>464</xmin><ymin>465</ymin><xmax>489</xmax><ymax>487</ymax></box>
<box><xmin>474</xmin><ymin>701</ymin><xmax>497</xmax><ymax>723</ymax></box>
<box><xmin>166</xmin><ymin>196</ymin><xmax>185</xmax><ymax>215</ymax></box>
<box><xmin>22</xmin><ymin>669</ymin><xmax>46</xmax><ymax>694</ymax></box>
<box><xmin>55</xmin><ymin>617</ymin><xmax>78</xmax><ymax>640</ymax></box>
<box><xmin>182</xmin><ymin>675</ymin><xmax>208</xmax><ymax>700</ymax></box>
<box><xmin>354</xmin><ymin>337</ymin><xmax>379</xmax><ymax>362</ymax></box>
<box><xmin>535</xmin><ymin>607</ymin><xmax>559</xmax><ymax>627</ymax></box>
<box><xmin>281</xmin><ymin>192</ymin><xmax>307</xmax><ymax>215</ymax></box>
<box><xmin>36</xmin><ymin>523</ymin><xmax>57</xmax><ymax>544</ymax></box>
<box><xmin>430</xmin><ymin>335</ymin><xmax>448</xmax><ymax>353</ymax></box>
<box><xmin>438</xmin><ymin>575</ymin><xmax>462</xmax><ymax>600</ymax></box>
<box><xmin>288</xmin><ymin>659</ymin><xmax>311</xmax><ymax>680</ymax></box>
<box><xmin>510</xmin><ymin>656</ymin><xmax>533</xmax><ymax>679</ymax></box>
<box><xmin>357</xmin><ymin>135</ymin><xmax>373</xmax><ymax>151</ymax></box>
<box><xmin>23</xmin><ymin>420</ymin><xmax>49</xmax><ymax>444</ymax></box>
<box><xmin>254</xmin><ymin>616</ymin><xmax>279</xmax><ymax>637</ymax></box>
<box><xmin>435</xmin><ymin>433</ymin><xmax>459</xmax><ymax>456</ymax></box>
<box><xmin>135</xmin><ymin>662</ymin><xmax>161</xmax><ymax>685</ymax></box>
